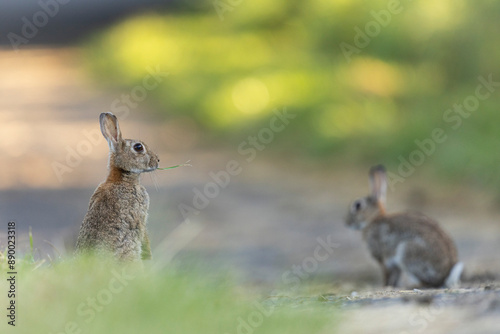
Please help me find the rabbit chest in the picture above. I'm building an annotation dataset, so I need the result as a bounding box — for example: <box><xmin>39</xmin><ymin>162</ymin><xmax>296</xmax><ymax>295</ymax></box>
<box><xmin>114</xmin><ymin>184</ymin><xmax>150</xmax><ymax>232</ymax></box>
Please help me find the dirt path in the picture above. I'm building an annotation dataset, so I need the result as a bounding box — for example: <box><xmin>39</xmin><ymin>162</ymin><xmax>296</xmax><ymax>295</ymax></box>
<box><xmin>1</xmin><ymin>47</ymin><xmax>499</xmax><ymax>333</ymax></box>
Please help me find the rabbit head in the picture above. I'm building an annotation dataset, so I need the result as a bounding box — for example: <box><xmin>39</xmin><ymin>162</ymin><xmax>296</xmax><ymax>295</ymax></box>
<box><xmin>100</xmin><ymin>112</ymin><xmax>159</xmax><ymax>173</ymax></box>
<box><xmin>346</xmin><ymin>165</ymin><xmax>387</xmax><ymax>230</ymax></box>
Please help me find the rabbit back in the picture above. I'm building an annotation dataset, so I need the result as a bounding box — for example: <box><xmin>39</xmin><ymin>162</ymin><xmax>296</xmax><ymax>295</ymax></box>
<box><xmin>76</xmin><ymin>181</ymin><xmax>150</xmax><ymax>261</ymax></box>
<box><xmin>363</xmin><ymin>212</ymin><xmax>458</xmax><ymax>287</ymax></box>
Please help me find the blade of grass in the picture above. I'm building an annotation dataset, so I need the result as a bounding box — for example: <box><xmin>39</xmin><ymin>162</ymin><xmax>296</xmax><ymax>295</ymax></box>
<box><xmin>157</xmin><ymin>160</ymin><xmax>192</xmax><ymax>170</ymax></box>
<box><xmin>29</xmin><ymin>226</ymin><xmax>34</xmax><ymax>263</ymax></box>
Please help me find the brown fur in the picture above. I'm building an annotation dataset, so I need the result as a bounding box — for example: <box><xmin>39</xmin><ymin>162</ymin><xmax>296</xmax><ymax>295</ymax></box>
<box><xmin>345</xmin><ymin>165</ymin><xmax>460</xmax><ymax>288</ymax></box>
<box><xmin>75</xmin><ymin>113</ymin><xmax>159</xmax><ymax>262</ymax></box>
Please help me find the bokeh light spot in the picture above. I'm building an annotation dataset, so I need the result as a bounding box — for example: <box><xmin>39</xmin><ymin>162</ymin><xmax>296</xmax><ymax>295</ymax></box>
<box><xmin>232</xmin><ymin>78</ymin><xmax>270</xmax><ymax>115</ymax></box>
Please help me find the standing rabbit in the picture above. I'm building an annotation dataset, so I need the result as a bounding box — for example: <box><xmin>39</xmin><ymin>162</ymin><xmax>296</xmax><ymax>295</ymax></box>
<box><xmin>76</xmin><ymin>112</ymin><xmax>159</xmax><ymax>262</ymax></box>
<box><xmin>345</xmin><ymin>165</ymin><xmax>463</xmax><ymax>288</ymax></box>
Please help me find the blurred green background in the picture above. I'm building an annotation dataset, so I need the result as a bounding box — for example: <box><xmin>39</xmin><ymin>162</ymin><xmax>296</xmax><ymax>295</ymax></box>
<box><xmin>84</xmin><ymin>0</ymin><xmax>500</xmax><ymax>189</ymax></box>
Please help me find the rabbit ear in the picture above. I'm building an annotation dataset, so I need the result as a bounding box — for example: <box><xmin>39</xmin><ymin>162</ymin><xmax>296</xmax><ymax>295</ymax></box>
<box><xmin>369</xmin><ymin>164</ymin><xmax>387</xmax><ymax>211</ymax></box>
<box><xmin>100</xmin><ymin>112</ymin><xmax>122</xmax><ymax>152</ymax></box>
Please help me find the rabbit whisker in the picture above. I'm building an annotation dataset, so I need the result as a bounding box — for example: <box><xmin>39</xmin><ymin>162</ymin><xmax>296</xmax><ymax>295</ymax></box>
<box><xmin>150</xmin><ymin>171</ymin><xmax>160</xmax><ymax>192</ymax></box>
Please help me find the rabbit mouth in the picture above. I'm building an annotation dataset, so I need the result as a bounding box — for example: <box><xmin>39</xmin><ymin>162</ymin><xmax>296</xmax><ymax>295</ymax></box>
<box><xmin>127</xmin><ymin>167</ymin><xmax>157</xmax><ymax>173</ymax></box>
<box><xmin>347</xmin><ymin>223</ymin><xmax>365</xmax><ymax>231</ymax></box>
<box><xmin>345</xmin><ymin>217</ymin><xmax>367</xmax><ymax>230</ymax></box>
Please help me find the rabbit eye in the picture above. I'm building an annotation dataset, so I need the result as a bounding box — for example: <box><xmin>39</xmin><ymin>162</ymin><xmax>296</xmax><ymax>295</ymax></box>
<box><xmin>353</xmin><ymin>201</ymin><xmax>362</xmax><ymax>212</ymax></box>
<box><xmin>133</xmin><ymin>143</ymin><xmax>144</xmax><ymax>153</ymax></box>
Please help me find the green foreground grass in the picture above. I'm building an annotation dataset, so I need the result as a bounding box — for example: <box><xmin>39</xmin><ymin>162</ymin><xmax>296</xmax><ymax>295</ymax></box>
<box><xmin>0</xmin><ymin>255</ymin><xmax>336</xmax><ymax>334</ymax></box>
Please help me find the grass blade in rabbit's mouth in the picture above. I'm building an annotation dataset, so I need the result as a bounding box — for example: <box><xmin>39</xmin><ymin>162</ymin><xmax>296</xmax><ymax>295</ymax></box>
<box><xmin>157</xmin><ymin>160</ymin><xmax>192</xmax><ymax>171</ymax></box>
